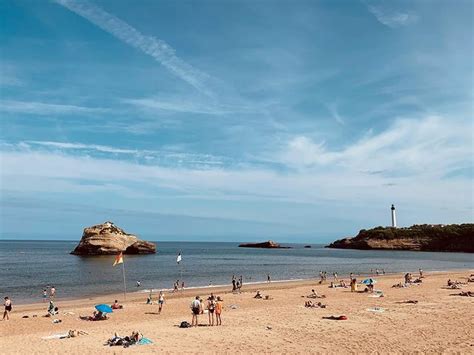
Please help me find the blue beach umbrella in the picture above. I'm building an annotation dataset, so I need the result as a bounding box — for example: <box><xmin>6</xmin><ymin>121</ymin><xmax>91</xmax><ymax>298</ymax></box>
<box><xmin>95</xmin><ymin>304</ymin><xmax>113</xmax><ymax>313</ymax></box>
<box><xmin>361</xmin><ymin>278</ymin><xmax>377</xmax><ymax>285</ymax></box>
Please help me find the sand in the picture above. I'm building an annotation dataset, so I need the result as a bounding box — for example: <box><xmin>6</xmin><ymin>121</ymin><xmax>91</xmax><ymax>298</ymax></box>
<box><xmin>1</xmin><ymin>270</ymin><xmax>473</xmax><ymax>354</ymax></box>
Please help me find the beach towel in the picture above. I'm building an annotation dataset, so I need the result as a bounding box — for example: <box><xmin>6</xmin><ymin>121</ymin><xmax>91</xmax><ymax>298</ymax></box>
<box><xmin>138</xmin><ymin>337</ymin><xmax>153</xmax><ymax>345</ymax></box>
<box><xmin>367</xmin><ymin>307</ymin><xmax>385</xmax><ymax>313</ymax></box>
<box><xmin>41</xmin><ymin>333</ymin><xmax>69</xmax><ymax>340</ymax></box>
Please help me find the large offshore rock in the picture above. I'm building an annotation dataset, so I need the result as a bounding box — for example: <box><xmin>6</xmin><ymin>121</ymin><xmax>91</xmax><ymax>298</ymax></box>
<box><xmin>326</xmin><ymin>224</ymin><xmax>473</xmax><ymax>253</ymax></box>
<box><xmin>238</xmin><ymin>240</ymin><xmax>291</xmax><ymax>249</ymax></box>
<box><xmin>71</xmin><ymin>221</ymin><xmax>156</xmax><ymax>255</ymax></box>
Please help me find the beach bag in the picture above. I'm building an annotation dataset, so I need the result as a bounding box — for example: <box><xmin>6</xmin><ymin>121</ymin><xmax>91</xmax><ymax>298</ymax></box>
<box><xmin>179</xmin><ymin>321</ymin><xmax>191</xmax><ymax>328</ymax></box>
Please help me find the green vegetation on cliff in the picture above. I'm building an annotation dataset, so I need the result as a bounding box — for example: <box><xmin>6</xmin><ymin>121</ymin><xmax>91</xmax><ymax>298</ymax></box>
<box><xmin>327</xmin><ymin>224</ymin><xmax>473</xmax><ymax>253</ymax></box>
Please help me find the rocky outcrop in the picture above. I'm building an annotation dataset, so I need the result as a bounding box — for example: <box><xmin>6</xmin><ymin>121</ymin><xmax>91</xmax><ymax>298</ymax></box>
<box><xmin>71</xmin><ymin>221</ymin><xmax>156</xmax><ymax>255</ymax></box>
<box><xmin>238</xmin><ymin>240</ymin><xmax>291</xmax><ymax>249</ymax></box>
<box><xmin>327</xmin><ymin>224</ymin><xmax>474</xmax><ymax>253</ymax></box>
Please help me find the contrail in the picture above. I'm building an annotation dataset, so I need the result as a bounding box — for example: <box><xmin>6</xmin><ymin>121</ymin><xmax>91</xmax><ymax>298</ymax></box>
<box><xmin>54</xmin><ymin>0</ymin><xmax>214</xmax><ymax>96</ymax></box>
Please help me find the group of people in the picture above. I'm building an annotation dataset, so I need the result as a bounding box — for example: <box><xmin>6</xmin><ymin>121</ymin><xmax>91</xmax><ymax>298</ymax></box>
<box><xmin>146</xmin><ymin>291</ymin><xmax>165</xmax><ymax>313</ymax></box>
<box><xmin>42</xmin><ymin>285</ymin><xmax>56</xmax><ymax>302</ymax></box>
<box><xmin>231</xmin><ymin>275</ymin><xmax>243</xmax><ymax>292</ymax></box>
<box><xmin>173</xmin><ymin>280</ymin><xmax>185</xmax><ymax>292</ymax></box>
<box><xmin>190</xmin><ymin>293</ymin><xmax>223</xmax><ymax>327</ymax></box>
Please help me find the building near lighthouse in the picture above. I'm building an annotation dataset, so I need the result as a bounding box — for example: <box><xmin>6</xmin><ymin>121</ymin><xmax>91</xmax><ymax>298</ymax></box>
<box><xmin>391</xmin><ymin>204</ymin><xmax>397</xmax><ymax>228</ymax></box>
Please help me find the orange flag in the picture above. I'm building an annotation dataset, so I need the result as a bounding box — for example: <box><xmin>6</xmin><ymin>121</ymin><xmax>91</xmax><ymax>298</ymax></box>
<box><xmin>113</xmin><ymin>252</ymin><xmax>124</xmax><ymax>266</ymax></box>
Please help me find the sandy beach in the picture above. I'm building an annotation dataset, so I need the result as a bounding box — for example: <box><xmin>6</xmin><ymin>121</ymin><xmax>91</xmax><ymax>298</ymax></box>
<box><xmin>1</xmin><ymin>270</ymin><xmax>473</xmax><ymax>354</ymax></box>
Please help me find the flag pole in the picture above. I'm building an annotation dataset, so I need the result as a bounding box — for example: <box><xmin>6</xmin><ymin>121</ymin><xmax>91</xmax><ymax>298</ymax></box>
<box><xmin>122</xmin><ymin>260</ymin><xmax>127</xmax><ymax>300</ymax></box>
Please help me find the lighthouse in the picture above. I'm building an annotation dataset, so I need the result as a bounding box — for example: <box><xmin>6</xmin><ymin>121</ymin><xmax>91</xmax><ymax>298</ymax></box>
<box><xmin>391</xmin><ymin>204</ymin><xmax>397</xmax><ymax>228</ymax></box>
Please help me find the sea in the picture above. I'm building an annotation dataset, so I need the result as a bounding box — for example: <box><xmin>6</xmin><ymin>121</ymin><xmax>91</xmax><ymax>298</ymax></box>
<box><xmin>1</xmin><ymin>240</ymin><xmax>473</xmax><ymax>304</ymax></box>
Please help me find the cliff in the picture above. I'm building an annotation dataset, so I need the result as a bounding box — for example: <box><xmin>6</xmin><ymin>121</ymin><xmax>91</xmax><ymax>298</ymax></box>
<box><xmin>238</xmin><ymin>240</ymin><xmax>291</xmax><ymax>249</ymax></box>
<box><xmin>71</xmin><ymin>221</ymin><xmax>156</xmax><ymax>255</ymax></box>
<box><xmin>327</xmin><ymin>224</ymin><xmax>474</xmax><ymax>253</ymax></box>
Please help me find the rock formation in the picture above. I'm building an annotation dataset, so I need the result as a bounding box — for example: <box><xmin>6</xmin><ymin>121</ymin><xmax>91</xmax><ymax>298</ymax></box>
<box><xmin>327</xmin><ymin>224</ymin><xmax>473</xmax><ymax>253</ymax></box>
<box><xmin>71</xmin><ymin>221</ymin><xmax>156</xmax><ymax>255</ymax></box>
<box><xmin>238</xmin><ymin>240</ymin><xmax>291</xmax><ymax>249</ymax></box>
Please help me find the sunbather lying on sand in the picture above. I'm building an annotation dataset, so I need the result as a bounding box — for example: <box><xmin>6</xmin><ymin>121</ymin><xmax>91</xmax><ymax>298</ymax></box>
<box><xmin>304</xmin><ymin>301</ymin><xmax>326</xmax><ymax>308</ymax></box>
<box><xmin>111</xmin><ymin>300</ymin><xmax>123</xmax><ymax>310</ymax></box>
<box><xmin>254</xmin><ymin>291</ymin><xmax>263</xmax><ymax>299</ymax></box>
<box><xmin>80</xmin><ymin>311</ymin><xmax>108</xmax><ymax>321</ymax></box>
<box><xmin>306</xmin><ymin>289</ymin><xmax>326</xmax><ymax>298</ymax></box>
<box><xmin>106</xmin><ymin>331</ymin><xmax>141</xmax><ymax>348</ymax></box>
<box><xmin>453</xmin><ymin>291</ymin><xmax>473</xmax><ymax>297</ymax></box>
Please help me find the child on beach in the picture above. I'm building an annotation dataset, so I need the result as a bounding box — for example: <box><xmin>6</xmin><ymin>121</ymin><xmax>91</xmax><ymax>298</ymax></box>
<box><xmin>3</xmin><ymin>297</ymin><xmax>12</xmax><ymax>320</ymax></box>
<box><xmin>42</xmin><ymin>289</ymin><xmax>47</xmax><ymax>302</ymax></box>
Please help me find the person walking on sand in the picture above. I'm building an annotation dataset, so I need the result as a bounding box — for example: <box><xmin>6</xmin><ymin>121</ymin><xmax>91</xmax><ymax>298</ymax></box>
<box><xmin>191</xmin><ymin>296</ymin><xmax>200</xmax><ymax>326</ymax></box>
<box><xmin>333</xmin><ymin>272</ymin><xmax>338</xmax><ymax>282</ymax></box>
<box><xmin>3</xmin><ymin>297</ymin><xmax>12</xmax><ymax>320</ymax></box>
<box><xmin>158</xmin><ymin>291</ymin><xmax>164</xmax><ymax>313</ymax></box>
<box><xmin>215</xmin><ymin>296</ymin><xmax>223</xmax><ymax>326</ymax></box>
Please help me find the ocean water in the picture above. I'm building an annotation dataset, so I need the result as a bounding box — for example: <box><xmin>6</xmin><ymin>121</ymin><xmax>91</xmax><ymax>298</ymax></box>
<box><xmin>0</xmin><ymin>240</ymin><xmax>473</xmax><ymax>303</ymax></box>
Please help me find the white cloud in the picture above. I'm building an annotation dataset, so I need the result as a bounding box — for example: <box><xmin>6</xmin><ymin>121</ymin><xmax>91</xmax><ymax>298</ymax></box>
<box><xmin>124</xmin><ymin>96</ymin><xmax>239</xmax><ymax>115</ymax></box>
<box><xmin>0</xmin><ymin>100</ymin><xmax>107</xmax><ymax>115</ymax></box>
<box><xmin>367</xmin><ymin>5</ymin><xmax>418</xmax><ymax>28</ymax></box>
<box><xmin>1</xmin><ymin>116</ymin><xmax>472</xmax><ymax>210</ymax></box>
<box><xmin>26</xmin><ymin>141</ymin><xmax>138</xmax><ymax>154</ymax></box>
<box><xmin>276</xmin><ymin>116</ymin><xmax>472</xmax><ymax>178</ymax></box>
<box><xmin>16</xmin><ymin>140</ymin><xmax>225</xmax><ymax>168</ymax></box>
<box><xmin>327</xmin><ymin>103</ymin><xmax>345</xmax><ymax>125</ymax></box>
<box><xmin>54</xmin><ymin>0</ymin><xmax>213</xmax><ymax>96</ymax></box>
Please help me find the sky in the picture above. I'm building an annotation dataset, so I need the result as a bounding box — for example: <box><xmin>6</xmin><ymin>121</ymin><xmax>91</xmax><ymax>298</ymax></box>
<box><xmin>0</xmin><ymin>0</ymin><xmax>473</xmax><ymax>242</ymax></box>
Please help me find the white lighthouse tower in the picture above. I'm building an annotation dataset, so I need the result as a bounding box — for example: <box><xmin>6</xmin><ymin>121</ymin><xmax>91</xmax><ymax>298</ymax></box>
<box><xmin>391</xmin><ymin>204</ymin><xmax>397</xmax><ymax>228</ymax></box>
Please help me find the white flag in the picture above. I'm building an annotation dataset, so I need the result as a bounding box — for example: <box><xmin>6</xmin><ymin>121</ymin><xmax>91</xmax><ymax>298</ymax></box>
<box><xmin>176</xmin><ymin>253</ymin><xmax>182</xmax><ymax>264</ymax></box>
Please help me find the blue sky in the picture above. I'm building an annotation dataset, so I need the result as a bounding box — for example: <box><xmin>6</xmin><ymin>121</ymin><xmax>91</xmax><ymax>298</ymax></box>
<box><xmin>1</xmin><ymin>0</ymin><xmax>472</xmax><ymax>242</ymax></box>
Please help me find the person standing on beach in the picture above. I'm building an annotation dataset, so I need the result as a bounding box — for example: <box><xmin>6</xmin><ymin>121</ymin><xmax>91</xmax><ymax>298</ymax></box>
<box><xmin>136</xmin><ymin>280</ymin><xmax>141</xmax><ymax>288</ymax></box>
<box><xmin>215</xmin><ymin>296</ymin><xmax>223</xmax><ymax>326</ymax></box>
<box><xmin>333</xmin><ymin>272</ymin><xmax>338</xmax><ymax>282</ymax></box>
<box><xmin>42</xmin><ymin>289</ymin><xmax>48</xmax><ymax>302</ymax></box>
<box><xmin>3</xmin><ymin>297</ymin><xmax>12</xmax><ymax>320</ymax></box>
<box><xmin>350</xmin><ymin>277</ymin><xmax>357</xmax><ymax>292</ymax></box>
<box><xmin>191</xmin><ymin>296</ymin><xmax>200</xmax><ymax>326</ymax></box>
<box><xmin>207</xmin><ymin>294</ymin><xmax>216</xmax><ymax>326</ymax></box>
<box><xmin>232</xmin><ymin>277</ymin><xmax>236</xmax><ymax>291</ymax></box>
<box><xmin>50</xmin><ymin>286</ymin><xmax>56</xmax><ymax>299</ymax></box>
<box><xmin>267</xmin><ymin>274</ymin><xmax>271</xmax><ymax>282</ymax></box>
<box><xmin>158</xmin><ymin>291</ymin><xmax>164</xmax><ymax>313</ymax></box>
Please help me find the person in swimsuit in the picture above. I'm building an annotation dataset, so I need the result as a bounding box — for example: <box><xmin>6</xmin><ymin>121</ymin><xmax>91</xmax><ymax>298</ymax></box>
<box><xmin>50</xmin><ymin>286</ymin><xmax>56</xmax><ymax>299</ymax></box>
<box><xmin>3</xmin><ymin>297</ymin><xmax>12</xmax><ymax>320</ymax></box>
<box><xmin>215</xmin><ymin>296</ymin><xmax>223</xmax><ymax>326</ymax></box>
<box><xmin>158</xmin><ymin>291</ymin><xmax>164</xmax><ymax>313</ymax></box>
<box><xmin>207</xmin><ymin>295</ymin><xmax>216</xmax><ymax>326</ymax></box>
<box><xmin>191</xmin><ymin>296</ymin><xmax>200</xmax><ymax>327</ymax></box>
<box><xmin>42</xmin><ymin>289</ymin><xmax>48</xmax><ymax>302</ymax></box>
